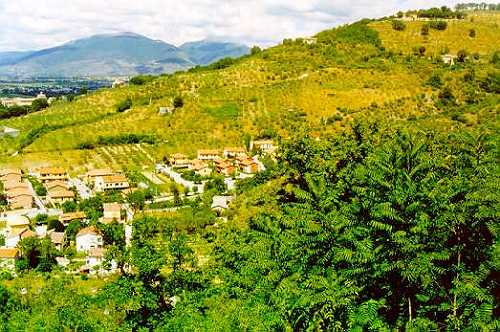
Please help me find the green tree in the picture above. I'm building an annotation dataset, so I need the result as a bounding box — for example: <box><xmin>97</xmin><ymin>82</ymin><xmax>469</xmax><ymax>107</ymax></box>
<box><xmin>173</xmin><ymin>96</ymin><xmax>184</xmax><ymax>108</ymax></box>
<box><xmin>391</xmin><ymin>20</ymin><xmax>406</xmax><ymax>31</ymax></box>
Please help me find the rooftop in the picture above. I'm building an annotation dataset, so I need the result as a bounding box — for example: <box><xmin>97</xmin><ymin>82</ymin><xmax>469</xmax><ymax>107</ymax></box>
<box><xmin>0</xmin><ymin>248</ymin><xmax>19</xmax><ymax>259</ymax></box>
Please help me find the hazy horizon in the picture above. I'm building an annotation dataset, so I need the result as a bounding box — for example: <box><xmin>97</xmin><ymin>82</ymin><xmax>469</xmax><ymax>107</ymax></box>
<box><xmin>1</xmin><ymin>0</ymin><xmax>493</xmax><ymax>52</ymax></box>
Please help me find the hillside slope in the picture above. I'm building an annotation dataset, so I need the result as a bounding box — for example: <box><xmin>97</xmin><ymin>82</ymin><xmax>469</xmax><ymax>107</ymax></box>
<box><xmin>0</xmin><ymin>11</ymin><xmax>498</xmax><ymax>174</ymax></box>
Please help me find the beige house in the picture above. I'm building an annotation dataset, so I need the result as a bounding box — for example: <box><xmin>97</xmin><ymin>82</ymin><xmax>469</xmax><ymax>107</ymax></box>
<box><xmin>0</xmin><ymin>169</ymin><xmax>22</xmax><ymax>183</ymax></box>
<box><xmin>197</xmin><ymin>149</ymin><xmax>220</xmax><ymax>161</ymax></box>
<box><xmin>101</xmin><ymin>203</ymin><xmax>123</xmax><ymax>224</ymax></box>
<box><xmin>189</xmin><ymin>159</ymin><xmax>212</xmax><ymax>177</ymax></box>
<box><xmin>94</xmin><ymin>174</ymin><xmax>130</xmax><ymax>192</ymax></box>
<box><xmin>3</xmin><ymin>181</ymin><xmax>29</xmax><ymax>191</ymax></box>
<box><xmin>48</xmin><ymin>189</ymin><xmax>75</xmax><ymax>204</ymax></box>
<box><xmin>0</xmin><ymin>248</ymin><xmax>20</xmax><ymax>270</ymax></box>
<box><xmin>215</xmin><ymin>159</ymin><xmax>236</xmax><ymax>177</ymax></box>
<box><xmin>223</xmin><ymin>147</ymin><xmax>247</xmax><ymax>159</ymax></box>
<box><xmin>5</xmin><ymin>215</ymin><xmax>30</xmax><ymax>232</ymax></box>
<box><xmin>6</xmin><ymin>188</ymin><xmax>33</xmax><ymax>210</ymax></box>
<box><xmin>59</xmin><ymin>211</ymin><xmax>86</xmax><ymax>225</ymax></box>
<box><xmin>85</xmin><ymin>169</ymin><xmax>114</xmax><ymax>184</ymax></box>
<box><xmin>239</xmin><ymin>158</ymin><xmax>259</xmax><ymax>174</ymax></box>
<box><xmin>39</xmin><ymin>167</ymin><xmax>68</xmax><ymax>183</ymax></box>
<box><xmin>45</xmin><ymin>180</ymin><xmax>69</xmax><ymax>192</ymax></box>
<box><xmin>48</xmin><ymin>231</ymin><xmax>65</xmax><ymax>250</ymax></box>
<box><xmin>169</xmin><ymin>153</ymin><xmax>191</xmax><ymax>168</ymax></box>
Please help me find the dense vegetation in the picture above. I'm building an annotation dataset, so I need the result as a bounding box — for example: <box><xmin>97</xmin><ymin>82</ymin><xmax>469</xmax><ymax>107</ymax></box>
<box><xmin>0</xmin><ymin>8</ymin><xmax>499</xmax><ymax>330</ymax></box>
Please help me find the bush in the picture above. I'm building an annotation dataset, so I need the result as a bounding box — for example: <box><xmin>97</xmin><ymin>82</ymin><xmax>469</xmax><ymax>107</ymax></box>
<box><xmin>457</xmin><ymin>49</ymin><xmax>468</xmax><ymax>63</ymax></box>
<box><xmin>469</xmin><ymin>29</ymin><xmax>476</xmax><ymax>38</ymax></box>
<box><xmin>116</xmin><ymin>98</ymin><xmax>132</xmax><ymax>113</ymax></box>
<box><xmin>173</xmin><ymin>96</ymin><xmax>184</xmax><ymax>108</ymax></box>
<box><xmin>421</xmin><ymin>24</ymin><xmax>430</xmax><ymax>36</ymax></box>
<box><xmin>479</xmin><ymin>72</ymin><xmax>500</xmax><ymax>93</ymax></box>
<box><xmin>429</xmin><ymin>20</ymin><xmax>448</xmax><ymax>30</ymax></box>
<box><xmin>31</xmin><ymin>98</ymin><xmax>49</xmax><ymax>112</ymax></box>
<box><xmin>426</xmin><ymin>73</ymin><xmax>443</xmax><ymax>89</ymax></box>
<box><xmin>130</xmin><ymin>75</ymin><xmax>155</xmax><ymax>85</ymax></box>
<box><xmin>391</xmin><ymin>20</ymin><xmax>406</xmax><ymax>31</ymax></box>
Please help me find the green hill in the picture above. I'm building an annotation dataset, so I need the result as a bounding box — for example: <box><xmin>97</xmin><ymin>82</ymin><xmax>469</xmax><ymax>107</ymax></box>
<box><xmin>0</xmin><ymin>11</ymin><xmax>498</xmax><ymax>175</ymax></box>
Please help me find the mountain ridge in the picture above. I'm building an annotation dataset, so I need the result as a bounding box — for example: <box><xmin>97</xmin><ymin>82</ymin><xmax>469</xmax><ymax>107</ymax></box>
<box><xmin>0</xmin><ymin>32</ymin><xmax>250</xmax><ymax>78</ymax></box>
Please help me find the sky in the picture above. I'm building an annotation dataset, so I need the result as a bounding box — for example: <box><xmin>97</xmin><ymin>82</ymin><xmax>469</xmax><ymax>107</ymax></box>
<box><xmin>0</xmin><ymin>0</ymin><xmax>493</xmax><ymax>51</ymax></box>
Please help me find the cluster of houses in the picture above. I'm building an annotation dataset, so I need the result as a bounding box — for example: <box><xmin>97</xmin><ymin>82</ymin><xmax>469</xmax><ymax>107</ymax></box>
<box><xmin>0</xmin><ymin>202</ymin><xmax>127</xmax><ymax>273</ymax></box>
<box><xmin>0</xmin><ymin>169</ymin><xmax>34</xmax><ymax>210</ymax></box>
<box><xmin>168</xmin><ymin>140</ymin><xmax>276</xmax><ymax>178</ymax></box>
<box><xmin>0</xmin><ymin>166</ymin><xmax>134</xmax><ymax>213</ymax></box>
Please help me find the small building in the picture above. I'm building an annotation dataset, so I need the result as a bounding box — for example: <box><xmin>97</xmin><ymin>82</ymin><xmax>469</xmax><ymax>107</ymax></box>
<box><xmin>48</xmin><ymin>231</ymin><xmax>65</xmax><ymax>250</ymax></box>
<box><xmin>85</xmin><ymin>169</ymin><xmax>114</xmax><ymax>184</ymax></box>
<box><xmin>169</xmin><ymin>153</ymin><xmax>191</xmax><ymax>168</ymax></box>
<box><xmin>112</xmin><ymin>79</ymin><xmax>127</xmax><ymax>88</ymax></box>
<box><xmin>0</xmin><ymin>169</ymin><xmax>22</xmax><ymax>183</ymax></box>
<box><xmin>0</xmin><ymin>248</ymin><xmax>20</xmax><ymax>270</ymax></box>
<box><xmin>239</xmin><ymin>158</ymin><xmax>259</xmax><ymax>174</ymax></box>
<box><xmin>0</xmin><ymin>126</ymin><xmax>20</xmax><ymax>138</ymax></box>
<box><xmin>441</xmin><ymin>54</ymin><xmax>457</xmax><ymax>65</ymax></box>
<box><xmin>48</xmin><ymin>189</ymin><xmax>75</xmax><ymax>205</ymax></box>
<box><xmin>6</xmin><ymin>188</ymin><xmax>33</xmax><ymax>210</ymax></box>
<box><xmin>303</xmin><ymin>37</ymin><xmax>317</xmax><ymax>45</ymax></box>
<box><xmin>197</xmin><ymin>149</ymin><xmax>220</xmax><ymax>161</ymax></box>
<box><xmin>211</xmin><ymin>195</ymin><xmax>235</xmax><ymax>213</ymax></box>
<box><xmin>250</xmin><ymin>139</ymin><xmax>277</xmax><ymax>155</ymax></box>
<box><xmin>45</xmin><ymin>180</ymin><xmax>69</xmax><ymax>192</ymax></box>
<box><xmin>5</xmin><ymin>228</ymin><xmax>36</xmax><ymax>248</ymax></box>
<box><xmin>223</xmin><ymin>147</ymin><xmax>247</xmax><ymax>159</ymax></box>
<box><xmin>94</xmin><ymin>174</ymin><xmax>130</xmax><ymax>192</ymax></box>
<box><xmin>101</xmin><ymin>203</ymin><xmax>122</xmax><ymax>224</ymax></box>
<box><xmin>3</xmin><ymin>181</ymin><xmax>29</xmax><ymax>191</ymax></box>
<box><xmin>85</xmin><ymin>247</ymin><xmax>105</xmax><ymax>270</ymax></box>
<box><xmin>59</xmin><ymin>211</ymin><xmax>86</xmax><ymax>225</ymax></box>
<box><xmin>189</xmin><ymin>159</ymin><xmax>212</xmax><ymax>177</ymax></box>
<box><xmin>159</xmin><ymin>106</ymin><xmax>175</xmax><ymax>115</ymax></box>
<box><xmin>39</xmin><ymin>167</ymin><xmax>68</xmax><ymax>183</ymax></box>
<box><xmin>215</xmin><ymin>160</ymin><xmax>235</xmax><ymax>177</ymax></box>
<box><xmin>76</xmin><ymin>227</ymin><xmax>103</xmax><ymax>253</ymax></box>
<box><xmin>5</xmin><ymin>215</ymin><xmax>30</xmax><ymax>232</ymax></box>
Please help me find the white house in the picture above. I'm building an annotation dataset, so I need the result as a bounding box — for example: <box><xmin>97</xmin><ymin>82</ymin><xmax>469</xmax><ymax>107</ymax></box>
<box><xmin>94</xmin><ymin>174</ymin><xmax>130</xmax><ymax>192</ymax></box>
<box><xmin>5</xmin><ymin>228</ymin><xmax>36</xmax><ymax>248</ymax></box>
<box><xmin>211</xmin><ymin>196</ymin><xmax>235</xmax><ymax>213</ymax></box>
<box><xmin>75</xmin><ymin>227</ymin><xmax>103</xmax><ymax>253</ymax></box>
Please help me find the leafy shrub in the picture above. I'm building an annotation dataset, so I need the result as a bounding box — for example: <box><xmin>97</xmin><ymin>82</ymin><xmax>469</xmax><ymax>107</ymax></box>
<box><xmin>479</xmin><ymin>72</ymin><xmax>500</xmax><ymax>93</ymax></box>
<box><xmin>130</xmin><ymin>75</ymin><xmax>155</xmax><ymax>85</ymax></box>
<box><xmin>469</xmin><ymin>28</ymin><xmax>476</xmax><ymax>38</ymax></box>
<box><xmin>317</xmin><ymin>20</ymin><xmax>381</xmax><ymax>47</ymax></box>
<box><xmin>31</xmin><ymin>98</ymin><xmax>49</xmax><ymax>112</ymax></box>
<box><xmin>426</xmin><ymin>73</ymin><xmax>443</xmax><ymax>89</ymax></box>
<box><xmin>391</xmin><ymin>20</ymin><xmax>406</xmax><ymax>31</ymax></box>
<box><xmin>116</xmin><ymin>98</ymin><xmax>132</xmax><ymax>113</ymax></box>
<box><xmin>421</xmin><ymin>24</ymin><xmax>430</xmax><ymax>36</ymax></box>
<box><xmin>429</xmin><ymin>20</ymin><xmax>448</xmax><ymax>30</ymax></box>
<box><xmin>173</xmin><ymin>96</ymin><xmax>184</xmax><ymax>108</ymax></box>
<box><xmin>457</xmin><ymin>49</ymin><xmax>468</xmax><ymax>62</ymax></box>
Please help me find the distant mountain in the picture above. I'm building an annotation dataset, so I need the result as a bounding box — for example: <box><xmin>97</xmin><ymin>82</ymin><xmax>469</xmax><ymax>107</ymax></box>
<box><xmin>0</xmin><ymin>33</ymin><xmax>249</xmax><ymax>78</ymax></box>
<box><xmin>180</xmin><ymin>40</ymin><xmax>251</xmax><ymax>65</ymax></box>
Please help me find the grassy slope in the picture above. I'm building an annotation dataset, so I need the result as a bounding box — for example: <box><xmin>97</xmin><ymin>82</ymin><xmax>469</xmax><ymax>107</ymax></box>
<box><xmin>0</xmin><ymin>12</ymin><xmax>498</xmax><ymax>174</ymax></box>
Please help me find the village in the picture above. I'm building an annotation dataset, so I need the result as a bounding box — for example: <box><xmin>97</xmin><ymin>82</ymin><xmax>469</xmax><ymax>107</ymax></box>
<box><xmin>0</xmin><ymin>139</ymin><xmax>277</xmax><ymax>276</ymax></box>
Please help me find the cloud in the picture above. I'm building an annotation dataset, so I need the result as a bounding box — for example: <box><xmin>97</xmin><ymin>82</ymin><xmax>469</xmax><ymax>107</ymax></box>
<box><xmin>0</xmin><ymin>0</ymin><xmax>495</xmax><ymax>51</ymax></box>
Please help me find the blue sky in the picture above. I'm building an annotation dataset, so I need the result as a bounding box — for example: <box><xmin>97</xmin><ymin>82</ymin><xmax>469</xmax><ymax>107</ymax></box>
<box><xmin>0</xmin><ymin>0</ymin><xmax>493</xmax><ymax>51</ymax></box>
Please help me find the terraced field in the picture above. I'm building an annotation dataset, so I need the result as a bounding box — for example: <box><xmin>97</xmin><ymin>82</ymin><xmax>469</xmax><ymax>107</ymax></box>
<box><xmin>1</xmin><ymin>12</ymin><xmax>498</xmax><ymax>171</ymax></box>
